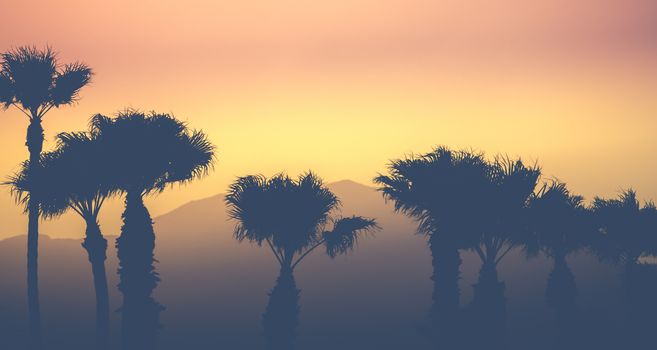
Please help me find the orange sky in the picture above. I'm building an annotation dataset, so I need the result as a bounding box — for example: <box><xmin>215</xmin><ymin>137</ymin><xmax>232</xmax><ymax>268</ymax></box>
<box><xmin>1</xmin><ymin>0</ymin><xmax>656</xmax><ymax>238</ymax></box>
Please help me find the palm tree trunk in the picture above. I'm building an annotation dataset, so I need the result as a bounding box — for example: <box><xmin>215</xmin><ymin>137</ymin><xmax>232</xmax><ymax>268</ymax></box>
<box><xmin>81</xmin><ymin>218</ymin><xmax>110</xmax><ymax>349</ymax></box>
<box><xmin>117</xmin><ymin>190</ymin><xmax>162</xmax><ymax>350</ymax></box>
<box><xmin>26</xmin><ymin>117</ymin><xmax>43</xmax><ymax>349</ymax></box>
<box><xmin>546</xmin><ymin>252</ymin><xmax>578</xmax><ymax>349</ymax></box>
<box><xmin>428</xmin><ymin>234</ymin><xmax>461</xmax><ymax>346</ymax></box>
<box><xmin>263</xmin><ymin>266</ymin><xmax>300</xmax><ymax>350</ymax></box>
<box><xmin>469</xmin><ymin>259</ymin><xmax>506</xmax><ymax>349</ymax></box>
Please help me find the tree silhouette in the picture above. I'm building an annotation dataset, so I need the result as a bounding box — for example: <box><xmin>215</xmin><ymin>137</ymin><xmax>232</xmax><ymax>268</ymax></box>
<box><xmin>591</xmin><ymin>190</ymin><xmax>657</xmax><ymax>265</ymax></box>
<box><xmin>465</xmin><ymin>156</ymin><xmax>539</xmax><ymax>349</ymax></box>
<box><xmin>472</xmin><ymin>156</ymin><xmax>540</xmax><ymax>270</ymax></box>
<box><xmin>590</xmin><ymin>190</ymin><xmax>657</xmax><ymax>347</ymax></box>
<box><xmin>0</xmin><ymin>46</ymin><xmax>92</xmax><ymax>345</ymax></box>
<box><xmin>375</xmin><ymin>146</ymin><xmax>494</xmax><ymax>348</ymax></box>
<box><xmin>525</xmin><ymin>180</ymin><xmax>590</xmax><ymax>349</ymax></box>
<box><xmin>262</xmin><ymin>268</ymin><xmax>300</xmax><ymax>350</ymax></box>
<box><xmin>89</xmin><ymin>110</ymin><xmax>214</xmax><ymax>349</ymax></box>
<box><xmin>5</xmin><ymin>131</ymin><xmax>115</xmax><ymax>349</ymax></box>
<box><xmin>226</xmin><ymin>172</ymin><xmax>376</xmax><ymax>350</ymax></box>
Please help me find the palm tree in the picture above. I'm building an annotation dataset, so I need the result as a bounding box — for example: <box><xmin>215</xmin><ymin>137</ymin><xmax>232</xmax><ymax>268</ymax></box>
<box><xmin>525</xmin><ymin>180</ymin><xmax>590</xmax><ymax>348</ymax></box>
<box><xmin>262</xmin><ymin>267</ymin><xmax>301</xmax><ymax>350</ymax></box>
<box><xmin>374</xmin><ymin>146</ymin><xmax>492</xmax><ymax>346</ymax></box>
<box><xmin>591</xmin><ymin>190</ymin><xmax>657</xmax><ymax>265</ymax></box>
<box><xmin>527</xmin><ymin>181</ymin><xmax>588</xmax><ymax>264</ymax></box>
<box><xmin>472</xmin><ymin>156</ymin><xmax>540</xmax><ymax>270</ymax></box>
<box><xmin>225</xmin><ymin>172</ymin><xmax>376</xmax><ymax>350</ymax></box>
<box><xmin>590</xmin><ymin>189</ymin><xmax>657</xmax><ymax>345</ymax></box>
<box><xmin>226</xmin><ymin>172</ymin><xmax>376</xmax><ymax>272</ymax></box>
<box><xmin>88</xmin><ymin>110</ymin><xmax>214</xmax><ymax>348</ymax></box>
<box><xmin>466</xmin><ymin>156</ymin><xmax>539</xmax><ymax>348</ymax></box>
<box><xmin>5</xmin><ymin>131</ymin><xmax>115</xmax><ymax>348</ymax></box>
<box><xmin>0</xmin><ymin>46</ymin><xmax>92</xmax><ymax>343</ymax></box>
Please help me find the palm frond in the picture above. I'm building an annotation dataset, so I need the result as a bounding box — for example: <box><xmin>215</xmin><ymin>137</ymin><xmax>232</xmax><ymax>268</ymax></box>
<box><xmin>3</xmin><ymin>155</ymin><xmax>70</xmax><ymax>219</ymax></box>
<box><xmin>165</xmin><ymin>129</ymin><xmax>215</xmax><ymax>186</ymax></box>
<box><xmin>49</xmin><ymin>62</ymin><xmax>92</xmax><ymax>106</ymax></box>
<box><xmin>0</xmin><ymin>72</ymin><xmax>13</xmax><ymax>108</ymax></box>
<box><xmin>324</xmin><ymin>216</ymin><xmax>378</xmax><ymax>258</ymax></box>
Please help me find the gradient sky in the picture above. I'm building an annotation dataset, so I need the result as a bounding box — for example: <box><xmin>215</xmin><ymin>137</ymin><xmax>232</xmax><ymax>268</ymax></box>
<box><xmin>1</xmin><ymin>0</ymin><xmax>656</xmax><ymax>238</ymax></box>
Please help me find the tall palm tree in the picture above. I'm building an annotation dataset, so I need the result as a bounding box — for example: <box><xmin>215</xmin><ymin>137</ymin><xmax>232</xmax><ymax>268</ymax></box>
<box><xmin>6</xmin><ymin>131</ymin><xmax>116</xmax><ymax>349</ymax></box>
<box><xmin>374</xmin><ymin>146</ymin><xmax>492</xmax><ymax>347</ymax></box>
<box><xmin>89</xmin><ymin>110</ymin><xmax>214</xmax><ymax>348</ymax></box>
<box><xmin>226</xmin><ymin>172</ymin><xmax>376</xmax><ymax>350</ymax></box>
<box><xmin>0</xmin><ymin>46</ymin><xmax>92</xmax><ymax>344</ymax></box>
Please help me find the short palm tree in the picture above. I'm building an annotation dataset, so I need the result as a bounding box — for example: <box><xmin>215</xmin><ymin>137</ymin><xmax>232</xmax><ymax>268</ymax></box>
<box><xmin>591</xmin><ymin>189</ymin><xmax>657</xmax><ymax>345</ymax></box>
<box><xmin>473</xmin><ymin>156</ymin><xmax>540</xmax><ymax>269</ymax></box>
<box><xmin>591</xmin><ymin>189</ymin><xmax>657</xmax><ymax>266</ymax></box>
<box><xmin>374</xmin><ymin>146</ymin><xmax>492</xmax><ymax>345</ymax></box>
<box><xmin>464</xmin><ymin>156</ymin><xmax>539</xmax><ymax>349</ymax></box>
<box><xmin>89</xmin><ymin>110</ymin><xmax>214</xmax><ymax>348</ymax></box>
<box><xmin>6</xmin><ymin>131</ymin><xmax>115</xmax><ymax>347</ymax></box>
<box><xmin>526</xmin><ymin>180</ymin><xmax>590</xmax><ymax>346</ymax></box>
<box><xmin>225</xmin><ymin>172</ymin><xmax>376</xmax><ymax>350</ymax></box>
<box><xmin>0</xmin><ymin>46</ymin><xmax>92</xmax><ymax>340</ymax></box>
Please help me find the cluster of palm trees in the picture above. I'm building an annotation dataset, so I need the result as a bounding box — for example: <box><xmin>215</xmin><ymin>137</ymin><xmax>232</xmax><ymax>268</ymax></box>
<box><xmin>375</xmin><ymin>147</ymin><xmax>657</xmax><ymax>349</ymax></box>
<box><xmin>1</xmin><ymin>47</ymin><xmax>215</xmax><ymax>349</ymax></box>
<box><xmin>223</xmin><ymin>149</ymin><xmax>657</xmax><ymax>350</ymax></box>
<box><xmin>2</xmin><ymin>46</ymin><xmax>657</xmax><ymax>350</ymax></box>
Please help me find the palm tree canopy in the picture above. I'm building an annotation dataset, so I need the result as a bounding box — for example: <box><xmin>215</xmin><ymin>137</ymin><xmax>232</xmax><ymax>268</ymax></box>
<box><xmin>0</xmin><ymin>46</ymin><xmax>91</xmax><ymax>118</ymax></box>
<box><xmin>89</xmin><ymin>110</ymin><xmax>215</xmax><ymax>195</ymax></box>
<box><xmin>489</xmin><ymin>155</ymin><xmax>541</xmax><ymax>218</ymax></box>
<box><xmin>374</xmin><ymin>146</ymin><xmax>492</xmax><ymax>236</ymax></box>
<box><xmin>226</xmin><ymin>172</ymin><xmax>340</xmax><ymax>253</ymax></box>
<box><xmin>526</xmin><ymin>180</ymin><xmax>590</xmax><ymax>257</ymax></box>
<box><xmin>5</xmin><ymin>152</ymin><xmax>68</xmax><ymax>218</ymax></box>
<box><xmin>323</xmin><ymin>216</ymin><xmax>378</xmax><ymax>258</ymax></box>
<box><xmin>4</xmin><ymin>132</ymin><xmax>118</xmax><ymax>219</ymax></box>
<box><xmin>375</xmin><ymin>147</ymin><xmax>540</xmax><ymax>236</ymax></box>
<box><xmin>483</xmin><ymin>155</ymin><xmax>541</xmax><ymax>247</ymax></box>
<box><xmin>226</xmin><ymin>172</ymin><xmax>377</xmax><ymax>265</ymax></box>
<box><xmin>591</xmin><ymin>189</ymin><xmax>657</xmax><ymax>263</ymax></box>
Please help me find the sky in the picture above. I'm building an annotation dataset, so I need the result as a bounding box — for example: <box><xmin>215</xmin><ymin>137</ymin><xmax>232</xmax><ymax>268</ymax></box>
<box><xmin>1</xmin><ymin>0</ymin><xmax>656</xmax><ymax>239</ymax></box>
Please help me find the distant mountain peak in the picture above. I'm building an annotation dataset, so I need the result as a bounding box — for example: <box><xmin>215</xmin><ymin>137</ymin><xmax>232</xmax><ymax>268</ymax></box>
<box><xmin>328</xmin><ymin>179</ymin><xmax>375</xmax><ymax>190</ymax></box>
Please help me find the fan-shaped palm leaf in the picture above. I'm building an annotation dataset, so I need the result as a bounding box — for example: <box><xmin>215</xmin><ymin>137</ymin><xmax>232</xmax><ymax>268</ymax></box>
<box><xmin>50</xmin><ymin>62</ymin><xmax>92</xmax><ymax>107</ymax></box>
<box><xmin>323</xmin><ymin>216</ymin><xmax>378</xmax><ymax>258</ymax></box>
